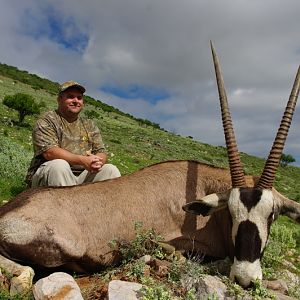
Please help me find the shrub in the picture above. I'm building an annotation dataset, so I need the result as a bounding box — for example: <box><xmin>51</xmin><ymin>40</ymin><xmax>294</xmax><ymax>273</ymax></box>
<box><xmin>3</xmin><ymin>93</ymin><xmax>40</xmax><ymax>124</ymax></box>
<box><xmin>109</xmin><ymin>221</ymin><xmax>165</xmax><ymax>264</ymax></box>
<box><xmin>140</xmin><ymin>277</ymin><xmax>172</xmax><ymax>300</ymax></box>
<box><xmin>0</xmin><ymin>137</ymin><xmax>31</xmax><ymax>202</ymax></box>
<box><xmin>280</xmin><ymin>153</ymin><xmax>296</xmax><ymax>167</ymax></box>
<box><xmin>84</xmin><ymin>110</ymin><xmax>100</xmax><ymax>119</ymax></box>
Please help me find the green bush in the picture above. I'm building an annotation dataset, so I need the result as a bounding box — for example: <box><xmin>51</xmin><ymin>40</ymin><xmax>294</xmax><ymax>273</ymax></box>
<box><xmin>84</xmin><ymin>109</ymin><xmax>100</xmax><ymax>119</ymax></box>
<box><xmin>280</xmin><ymin>153</ymin><xmax>296</xmax><ymax>167</ymax></box>
<box><xmin>110</xmin><ymin>222</ymin><xmax>165</xmax><ymax>264</ymax></box>
<box><xmin>0</xmin><ymin>137</ymin><xmax>31</xmax><ymax>202</ymax></box>
<box><xmin>140</xmin><ymin>277</ymin><xmax>173</xmax><ymax>300</ymax></box>
<box><xmin>3</xmin><ymin>93</ymin><xmax>40</xmax><ymax>124</ymax></box>
<box><xmin>126</xmin><ymin>260</ymin><xmax>147</xmax><ymax>279</ymax></box>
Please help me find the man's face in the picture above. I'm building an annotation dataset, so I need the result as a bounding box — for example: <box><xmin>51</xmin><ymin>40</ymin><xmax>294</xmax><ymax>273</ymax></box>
<box><xmin>58</xmin><ymin>87</ymin><xmax>84</xmax><ymax>117</ymax></box>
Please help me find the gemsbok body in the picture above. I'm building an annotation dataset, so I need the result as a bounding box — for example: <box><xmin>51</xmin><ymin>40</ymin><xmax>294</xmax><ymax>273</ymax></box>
<box><xmin>0</xmin><ymin>43</ymin><xmax>299</xmax><ymax>295</ymax></box>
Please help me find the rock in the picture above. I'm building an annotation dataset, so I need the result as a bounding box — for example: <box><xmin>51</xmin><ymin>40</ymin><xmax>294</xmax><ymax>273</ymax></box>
<box><xmin>263</xmin><ymin>279</ymin><xmax>288</xmax><ymax>294</ymax></box>
<box><xmin>277</xmin><ymin>269</ymin><xmax>300</xmax><ymax>295</ymax></box>
<box><xmin>139</xmin><ymin>254</ymin><xmax>152</xmax><ymax>264</ymax></box>
<box><xmin>10</xmin><ymin>266</ymin><xmax>35</xmax><ymax>296</ymax></box>
<box><xmin>182</xmin><ymin>274</ymin><xmax>231</xmax><ymax>299</ymax></box>
<box><xmin>33</xmin><ymin>272</ymin><xmax>83</xmax><ymax>300</ymax></box>
<box><xmin>204</xmin><ymin>257</ymin><xmax>231</xmax><ymax>276</ymax></box>
<box><xmin>196</xmin><ymin>275</ymin><xmax>229</xmax><ymax>299</ymax></box>
<box><xmin>151</xmin><ymin>258</ymin><xmax>171</xmax><ymax>277</ymax></box>
<box><xmin>273</xmin><ymin>291</ymin><xmax>298</xmax><ymax>300</ymax></box>
<box><xmin>108</xmin><ymin>280</ymin><xmax>142</xmax><ymax>300</ymax></box>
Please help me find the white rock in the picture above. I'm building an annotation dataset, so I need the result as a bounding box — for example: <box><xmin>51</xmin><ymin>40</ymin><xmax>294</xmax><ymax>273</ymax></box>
<box><xmin>108</xmin><ymin>280</ymin><xmax>143</xmax><ymax>300</ymax></box>
<box><xmin>33</xmin><ymin>272</ymin><xmax>83</xmax><ymax>300</ymax></box>
<box><xmin>10</xmin><ymin>266</ymin><xmax>35</xmax><ymax>296</ymax></box>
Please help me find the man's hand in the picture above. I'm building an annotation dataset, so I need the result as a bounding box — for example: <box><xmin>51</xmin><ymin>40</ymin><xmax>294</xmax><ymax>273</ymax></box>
<box><xmin>43</xmin><ymin>147</ymin><xmax>107</xmax><ymax>173</ymax></box>
<box><xmin>82</xmin><ymin>154</ymin><xmax>103</xmax><ymax>173</ymax></box>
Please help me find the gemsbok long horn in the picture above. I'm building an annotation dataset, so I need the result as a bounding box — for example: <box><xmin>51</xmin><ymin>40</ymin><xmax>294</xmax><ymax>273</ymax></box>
<box><xmin>210</xmin><ymin>41</ymin><xmax>246</xmax><ymax>188</ymax></box>
<box><xmin>257</xmin><ymin>66</ymin><xmax>300</xmax><ymax>189</ymax></box>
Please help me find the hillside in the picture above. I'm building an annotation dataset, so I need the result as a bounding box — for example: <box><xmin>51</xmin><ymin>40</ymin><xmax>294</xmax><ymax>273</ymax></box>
<box><xmin>1</xmin><ymin>63</ymin><xmax>300</xmax><ymax>203</ymax></box>
<box><xmin>0</xmin><ymin>64</ymin><xmax>300</xmax><ymax>299</ymax></box>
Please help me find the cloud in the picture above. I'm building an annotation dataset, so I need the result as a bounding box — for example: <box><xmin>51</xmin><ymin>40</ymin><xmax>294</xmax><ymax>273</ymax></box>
<box><xmin>1</xmin><ymin>0</ymin><xmax>300</xmax><ymax>164</ymax></box>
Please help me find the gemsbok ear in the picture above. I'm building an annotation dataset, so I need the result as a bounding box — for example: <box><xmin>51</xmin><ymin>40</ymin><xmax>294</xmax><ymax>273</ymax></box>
<box><xmin>183</xmin><ymin>190</ymin><xmax>230</xmax><ymax>216</ymax></box>
<box><xmin>280</xmin><ymin>198</ymin><xmax>300</xmax><ymax>223</ymax></box>
<box><xmin>183</xmin><ymin>201</ymin><xmax>211</xmax><ymax>215</ymax></box>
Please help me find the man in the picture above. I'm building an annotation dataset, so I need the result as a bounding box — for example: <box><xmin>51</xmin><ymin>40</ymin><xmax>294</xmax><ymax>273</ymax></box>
<box><xmin>26</xmin><ymin>80</ymin><xmax>121</xmax><ymax>187</ymax></box>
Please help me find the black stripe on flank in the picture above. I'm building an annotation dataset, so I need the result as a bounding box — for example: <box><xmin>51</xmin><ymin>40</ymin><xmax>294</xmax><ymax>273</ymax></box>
<box><xmin>235</xmin><ymin>220</ymin><xmax>262</xmax><ymax>262</ymax></box>
<box><xmin>239</xmin><ymin>188</ymin><xmax>262</xmax><ymax>212</ymax></box>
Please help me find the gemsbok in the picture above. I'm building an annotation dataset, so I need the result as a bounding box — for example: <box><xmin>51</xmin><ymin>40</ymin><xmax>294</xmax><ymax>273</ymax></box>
<box><xmin>0</xmin><ymin>43</ymin><xmax>299</xmax><ymax>295</ymax></box>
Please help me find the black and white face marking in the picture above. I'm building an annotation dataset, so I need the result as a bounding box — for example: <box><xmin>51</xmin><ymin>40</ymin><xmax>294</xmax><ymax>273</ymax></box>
<box><xmin>228</xmin><ymin>187</ymin><xmax>275</xmax><ymax>287</ymax></box>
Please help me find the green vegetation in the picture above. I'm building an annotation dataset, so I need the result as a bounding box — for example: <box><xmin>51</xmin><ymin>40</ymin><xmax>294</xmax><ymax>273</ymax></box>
<box><xmin>262</xmin><ymin>222</ymin><xmax>298</xmax><ymax>278</ymax></box>
<box><xmin>3</xmin><ymin>93</ymin><xmax>40</xmax><ymax>124</ymax></box>
<box><xmin>0</xmin><ymin>63</ymin><xmax>300</xmax><ymax>298</ymax></box>
<box><xmin>0</xmin><ymin>63</ymin><xmax>59</xmax><ymax>95</ymax></box>
<box><xmin>223</xmin><ymin>277</ymin><xmax>276</xmax><ymax>300</ymax></box>
<box><xmin>140</xmin><ymin>277</ymin><xmax>174</xmax><ymax>300</ymax></box>
<box><xmin>97</xmin><ymin>222</ymin><xmax>299</xmax><ymax>299</ymax></box>
<box><xmin>110</xmin><ymin>221</ymin><xmax>166</xmax><ymax>264</ymax></box>
<box><xmin>0</xmin><ymin>291</ymin><xmax>33</xmax><ymax>300</ymax></box>
<box><xmin>1</xmin><ymin>65</ymin><xmax>300</xmax><ymax>203</ymax></box>
<box><xmin>281</xmin><ymin>153</ymin><xmax>296</xmax><ymax>167</ymax></box>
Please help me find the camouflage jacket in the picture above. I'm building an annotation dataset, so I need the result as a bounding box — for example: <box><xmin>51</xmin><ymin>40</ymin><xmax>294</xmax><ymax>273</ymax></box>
<box><xmin>26</xmin><ymin>110</ymin><xmax>106</xmax><ymax>184</ymax></box>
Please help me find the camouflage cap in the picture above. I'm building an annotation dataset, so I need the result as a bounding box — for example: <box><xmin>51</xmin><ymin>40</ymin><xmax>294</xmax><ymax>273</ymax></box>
<box><xmin>59</xmin><ymin>80</ymin><xmax>86</xmax><ymax>94</ymax></box>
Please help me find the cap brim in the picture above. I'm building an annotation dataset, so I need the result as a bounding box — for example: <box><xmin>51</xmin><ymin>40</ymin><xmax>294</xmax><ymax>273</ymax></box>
<box><xmin>60</xmin><ymin>84</ymin><xmax>86</xmax><ymax>93</ymax></box>
<box><xmin>72</xmin><ymin>84</ymin><xmax>86</xmax><ymax>93</ymax></box>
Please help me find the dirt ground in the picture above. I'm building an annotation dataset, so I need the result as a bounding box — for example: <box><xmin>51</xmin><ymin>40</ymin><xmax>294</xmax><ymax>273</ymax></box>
<box><xmin>75</xmin><ymin>276</ymin><xmax>109</xmax><ymax>300</ymax></box>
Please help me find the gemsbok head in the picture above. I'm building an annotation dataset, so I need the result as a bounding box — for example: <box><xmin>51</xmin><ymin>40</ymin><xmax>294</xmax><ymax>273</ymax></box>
<box><xmin>183</xmin><ymin>42</ymin><xmax>300</xmax><ymax>287</ymax></box>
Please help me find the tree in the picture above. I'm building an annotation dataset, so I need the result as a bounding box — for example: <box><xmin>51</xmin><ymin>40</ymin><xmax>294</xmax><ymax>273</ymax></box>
<box><xmin>3</xmin><ymin>93</ymin><xmax>40</xmax><ymax>124</ymax></box>
<box><xmin>280</xmin><ymin>153</ymin><xmax>296</xmax><ymax>167</ymax></box>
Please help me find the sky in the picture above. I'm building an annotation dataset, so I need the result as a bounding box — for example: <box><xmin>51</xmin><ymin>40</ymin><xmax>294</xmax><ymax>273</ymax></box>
<box><xmin>1</xmin><ymin>0</ymin><xmax>300</xmax><ymax>165</ymax></box>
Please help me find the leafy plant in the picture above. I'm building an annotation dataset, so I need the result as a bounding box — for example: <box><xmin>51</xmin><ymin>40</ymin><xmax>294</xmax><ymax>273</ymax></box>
<box><xmin>184</xmin><ymin>288</ymin><xmax>197</xmax><ymax>300</ymax></box>
<box><xmin>3</xmin><ymin>93</ymin><xmax>40</xmax><ymax>124</ymax></box>
<box><xmin>110</xmin><ymin>221</ymin><xmax>165</xmax><ymax>264</ymax></box>
<box><xmin>250</xmin><ymin>279</ymin><xmax>275</xmax><ymax>300</ymax></box>
<box><xmin>140</xmin><ymin>277</ymin><xmax>173</xmax><ymax>300</ymax></box>
<box><xmin>168</xmin><ymin>260</ymin><xmax>182</xmax><ymax>283</ymax></box>
<box><xmin>126</xmin><ymin>260</ymin><xmax>147</xmax><ymax>279</ymax></box>
<box><xmin>0</xmin><ymin>289</ymin><xmax>34</xmax><ymax>300</ymax></box>
<box><xmin>222</xmin><ymin>276</ymin><xmax>247</xmax><ymax>299</ymax></box>
<box><xmin>182</xmin><ymin>258</ymin><xmax>207</xmax><ymax>279</ymax></box>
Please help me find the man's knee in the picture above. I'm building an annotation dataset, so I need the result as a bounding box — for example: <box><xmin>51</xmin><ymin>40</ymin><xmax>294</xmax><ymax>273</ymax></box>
<box><xmin>93</xmin><ymin>164</ymin><xmax>121</xmax><ymax>182</ymax></box>
<box><xmin>102</xmin><ymin>164</ymin><xmax>121</xmax><ymax>178</ymax></box>
<box><xmin>33</xmin><ymin>159</ymin><xmax>76</xmax><ymax>187</ymax></box>
<box><xmin>45</xmin><ymin>159</ymin><xmax>71</xmax><ymax>174</ymax></box>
